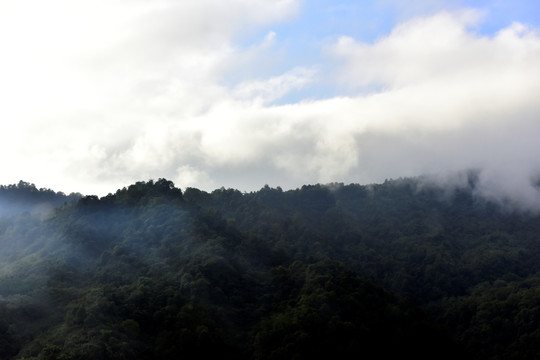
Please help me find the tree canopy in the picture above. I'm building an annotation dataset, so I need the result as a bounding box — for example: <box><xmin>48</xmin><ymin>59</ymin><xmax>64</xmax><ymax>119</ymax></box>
<box><xmin>0</xmin><ymin>177</ymin><xmax>539</xmax><ymax>359</ymax></box>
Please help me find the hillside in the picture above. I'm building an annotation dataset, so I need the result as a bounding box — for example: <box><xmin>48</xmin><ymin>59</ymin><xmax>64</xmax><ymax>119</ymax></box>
<box><xmin>0</xmin><ymin>181</ymin><xmax>81</xmax><ymax>217</ymax></box>
<box><xmin>0</xmin><ymin>178</ymin><xmax>540</xmax><ymax>359</ymax></box>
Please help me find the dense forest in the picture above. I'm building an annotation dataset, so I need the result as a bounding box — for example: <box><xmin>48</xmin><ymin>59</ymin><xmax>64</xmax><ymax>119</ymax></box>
<box><xmin>1</xmin><ymin>177</ymin><xmax>540</xmax><ymax>359</ymax></box>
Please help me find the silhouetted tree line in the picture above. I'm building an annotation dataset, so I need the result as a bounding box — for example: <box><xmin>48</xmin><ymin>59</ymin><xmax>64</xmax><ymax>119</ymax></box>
<box><xmin>1</xmin><ymin>177</ymin><xmax>540</xmax><ymax>358</ymax></box>
<box><xmin>0</xmin><ymin>180</ymin><xmax>81</xmax><ymax>216</ymax></box>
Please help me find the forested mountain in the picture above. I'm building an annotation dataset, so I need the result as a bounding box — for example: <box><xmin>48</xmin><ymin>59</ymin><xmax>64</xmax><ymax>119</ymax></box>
<box><xmin>0</xmin><ymin>181</ymin><xmax>81</xmax><ymax>217</ymax></box>
<box><xmin>1</xmin><ymin>177</ymin><xmax>540</xmax><ymax>359</ymax></box>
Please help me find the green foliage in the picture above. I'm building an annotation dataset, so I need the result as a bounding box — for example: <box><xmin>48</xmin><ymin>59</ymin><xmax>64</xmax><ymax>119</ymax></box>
<box><xmin>2</xmin><ymin>177</ymin><xmax>540</xmax><ymax>358</ymax></box>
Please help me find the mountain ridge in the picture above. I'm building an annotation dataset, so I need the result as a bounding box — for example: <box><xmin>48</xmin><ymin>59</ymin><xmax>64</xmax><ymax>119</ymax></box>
<box><xmin>0</xmin><ymin>176</ymin><xmax>538</xmax><ymax>359</ymax></box>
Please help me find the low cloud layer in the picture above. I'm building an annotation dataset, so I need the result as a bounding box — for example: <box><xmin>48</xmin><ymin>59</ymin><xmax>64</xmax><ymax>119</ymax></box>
<box><xmin>1</xmin><ymin>2</ymin><xmax>540</xmax><ymax>209</ymax></box>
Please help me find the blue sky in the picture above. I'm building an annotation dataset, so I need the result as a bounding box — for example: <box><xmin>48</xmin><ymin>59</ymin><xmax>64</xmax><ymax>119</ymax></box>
<box><xmin>1</xmin><ymin>0</ymin><xmax>540</xmax><ymax>208</ymax></box>
<box><xmin>233</xmin><ymin>0</ymin><xmax>540</xmax><ymax>102</ymax></box>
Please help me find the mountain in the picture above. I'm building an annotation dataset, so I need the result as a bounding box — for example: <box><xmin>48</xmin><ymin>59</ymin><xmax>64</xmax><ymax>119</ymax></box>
<box><xmin>0</xmin><ymin>177</ymin><xmax>539</xmax><ymax>359</ymax></box>
<box><xmin>0</xmin><ymin>181</ymin><xmax>81</xmax><ymax>217</ymax></box>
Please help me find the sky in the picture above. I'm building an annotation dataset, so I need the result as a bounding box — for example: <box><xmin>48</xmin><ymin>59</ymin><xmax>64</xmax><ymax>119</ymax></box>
<box><xmin>1</xmin><ymin>0</ymin><xmax>540</xmax><ymax>208</ymax></box>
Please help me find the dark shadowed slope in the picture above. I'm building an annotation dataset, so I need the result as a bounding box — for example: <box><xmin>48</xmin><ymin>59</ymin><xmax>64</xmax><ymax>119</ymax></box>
<box><xmin>3</xmin><ymin>177</ymin><xmax>540</xmax><ymax>359</ymax></box>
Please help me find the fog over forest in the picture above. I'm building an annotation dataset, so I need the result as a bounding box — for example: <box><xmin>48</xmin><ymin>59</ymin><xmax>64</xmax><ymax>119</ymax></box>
<box><xmin>1</xmin><ymin>1</ymin><xmax>540</xmax><ymax>358</ymax></box>
<box><xmin>0</xmin><ymin>177</ymin><xmax>537</xmax><ymax>358</ymax></box>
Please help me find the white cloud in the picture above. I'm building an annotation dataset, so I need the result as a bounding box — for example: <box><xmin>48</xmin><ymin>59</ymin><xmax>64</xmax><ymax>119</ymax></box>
<box><xmin>330</xmin><ymin>10</ymin><xmax>533</xmax><ymax>90</ymax></box>
<box><xmin>175</xmin><ymin>165</ymin><xmax>214</xmax><ymax>190</ymax></box>
<box><xmin>0</xmin><ymin>0</ymin><xmax>300</xmax><ymax>193</ymax></box>
<box><xmin>232</xmin><ymin>67</ymin><xmax>317</xmax><ymax>104</ymax></box>
<box><xmin>322</xmin><ymin>12</ymin><xmax>540</xmax><ymax>206</ymax></box>
<box><xmin>174</xmin><ymin>11</ymin><xmax>540</xmax><ymax>207</ymax></box>
<box><xmin>1</xmin><ymin>3</ymin><xmax>540</xmax><ymax>210</ymax></box>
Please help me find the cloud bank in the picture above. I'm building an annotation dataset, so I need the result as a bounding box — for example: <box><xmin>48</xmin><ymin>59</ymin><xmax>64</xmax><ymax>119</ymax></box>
<box><xmin>1</xmin><ymin>2</ymin><xmax>540</xmax><ymax>209</ymax></box>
